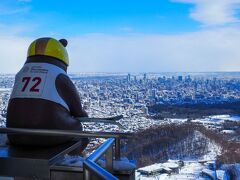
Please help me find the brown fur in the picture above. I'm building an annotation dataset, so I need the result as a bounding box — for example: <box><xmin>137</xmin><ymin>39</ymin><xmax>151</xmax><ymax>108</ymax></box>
<box><xmin>7</xmin><ymin>57</ymin><xmax>88</xmax><ymax>147</ymax></box>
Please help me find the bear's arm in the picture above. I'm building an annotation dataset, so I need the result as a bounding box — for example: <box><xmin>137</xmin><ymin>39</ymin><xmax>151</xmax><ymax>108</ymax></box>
<box><xmin>56</xmin><ymin>74</ymin><xmax>88</xmax><ymax>117</ymax></box>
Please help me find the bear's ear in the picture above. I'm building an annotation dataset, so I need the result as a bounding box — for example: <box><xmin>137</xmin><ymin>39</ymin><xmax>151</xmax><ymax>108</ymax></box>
<box><xmin>59</xmin><ymin>39</ymin><xmax>68</xmax><ymax>47</ymax></box>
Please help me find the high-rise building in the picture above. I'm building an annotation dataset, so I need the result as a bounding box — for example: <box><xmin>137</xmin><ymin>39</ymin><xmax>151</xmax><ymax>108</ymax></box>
<box><xmin>143</xmin><ymin>73</ymin><xmax>147</xmax><ymax>81</ymax></box>
<box><xmin>178</xmin><ymin>76</ymin><xmax>183</xmax><ymax>81</ymax></box>
<box><xmin>134</xmin><ymin>76</ymin><xmax>137</xmax><ymax>82</ymax></box>
<box><xmin>151</xmin><ymin>89</ymin><xmax>156</xmax><ymax>98</ymax></box>
<box><xmin>127</xmin><ymin>73</ymin><xmax>131</xmax><ymax>82</ymax></box>
<box><xmin>185</xmin><ymin>75</ymin><xmax>191</xmax><ymax>81</ymax></box>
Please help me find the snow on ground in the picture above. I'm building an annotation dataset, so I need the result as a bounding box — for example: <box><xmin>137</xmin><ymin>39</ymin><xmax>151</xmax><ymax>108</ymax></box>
<box><xmin>165</xmin><ymin>118</ymin><xmax>188</xmax><ymax>124</ymax></box>
<box><xmin>208</xmin><ymin>115</ymin><xmax>240</xmax><ymax>122</ymax></box>
<box><xmin>192</xmin><ymin>114</ymin><xmax>240</xmax><ymax>125</ymax></box>
<box><xmin>221</xmin><ymin>130</ymin><xmax>235</xmax><ymax>134</ymax></box>
<box><xmin>201</xmin><ymin>135</ymin><xmax>221</xmax><ymax>161</ymax></box>
<box><xmin>180</xmin><ymin>161</ymin><xmax>207</xmax><ymax>178</ymax></box>
<box><xmin>192</xmin><ymin>131</ymin><xmax>221</xmax><ymax>161</ymax></box>
<box><xmin>136</xmin><ymin>131</ymin><xmax>223</xmax><ymax>180</ymax></box>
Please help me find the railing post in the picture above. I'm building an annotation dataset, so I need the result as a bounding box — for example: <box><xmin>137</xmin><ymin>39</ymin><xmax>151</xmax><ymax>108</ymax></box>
<box><xmin>83</xmin><ymin>163</ymin><xmax>92</xmax><ymax>180</ymax></box>
<box><xmin>105</xmin><ymin>144</ymin><xmax>113</xmax><ymax>173</ymax></box>
<box><xmin>115</xmin><ymin>138</ymin><xmax>121</xmax><ymax>160</ymax></box>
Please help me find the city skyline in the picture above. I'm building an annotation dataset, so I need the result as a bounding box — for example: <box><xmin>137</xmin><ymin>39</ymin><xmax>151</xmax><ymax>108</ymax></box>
<box><xmin>1</xmin><ymin>1</ymin><xmax>240</xmax><ymax>73</ymax></box>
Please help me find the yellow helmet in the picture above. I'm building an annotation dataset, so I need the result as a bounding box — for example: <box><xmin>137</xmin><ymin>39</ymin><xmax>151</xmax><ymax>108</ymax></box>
<box><xmin>27</xmin><ymin>37</ymin><xmax>69</xmax><ymax>66</ymax></box>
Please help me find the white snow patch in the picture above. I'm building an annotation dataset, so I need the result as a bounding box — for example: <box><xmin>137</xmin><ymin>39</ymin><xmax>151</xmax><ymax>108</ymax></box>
<box><xmin>221</xmin><ymin>130</ymin><xmax>235</xmax><ymax>134</ymax></box>
<box><xmin>201</xmin><ymin>139</ymin><xmax>221</xmax><ymax>161</ymax></box>
<box><xmin>216</xmin><ymin>170</ymin><xmax>228</xmax><ymax>180</ymax></box>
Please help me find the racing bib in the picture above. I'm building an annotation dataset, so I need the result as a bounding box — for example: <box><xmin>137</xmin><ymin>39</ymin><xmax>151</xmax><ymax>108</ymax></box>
<box><xmin>11</xmin><ymin>63</ymin><xmax>70</xmax><ymax>111</ymax></box>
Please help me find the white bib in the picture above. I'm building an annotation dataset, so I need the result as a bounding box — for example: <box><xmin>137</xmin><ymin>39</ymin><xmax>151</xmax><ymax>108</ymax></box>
<box><xmin>10</xmin><ymin>62</ymin><xmax>70</xmax><ymax>111</ymax></box>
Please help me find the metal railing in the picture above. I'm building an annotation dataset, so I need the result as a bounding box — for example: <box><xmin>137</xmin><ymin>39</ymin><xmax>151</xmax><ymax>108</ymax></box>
<box><xmin>83</xmin><ymin>138</ymin><xmax>117</xmax><ymax>180</ymax></box>
<box><xmin>0</xmin><ymin>127</ymin><xmax>130</xmax><ymax>139</ymax></box>
<box><xmin>0</xmin><ymin>127</ymin><xmax>131</xmax><ymax>179</ymax></box>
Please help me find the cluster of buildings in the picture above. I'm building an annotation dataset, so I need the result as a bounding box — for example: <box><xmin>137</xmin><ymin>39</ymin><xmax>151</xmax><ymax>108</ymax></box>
<box><xmin>0</xmin><ymin>73</ymin><xmax>240</xmax><ymax>132</ymax></box>
<box><xmin>0</xmin><ymin>75</ymin><xmax>12</xmax><ymax>127</ymax></box>
<box><xmin>136</xmin><ymin>160</ymin><xmax>228</xmax><ymax>180</ymax></box>
<box><xmin>72</xmin><ymin>73</ymin><xmax>240</xmax><ymax>117</ymax></box>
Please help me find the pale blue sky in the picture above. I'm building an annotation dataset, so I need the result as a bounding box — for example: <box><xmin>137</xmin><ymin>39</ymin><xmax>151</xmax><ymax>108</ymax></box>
<box><xmin>1</xmin><ymin>0</ymin><xmax>240</xmax><ymax>73</ymax></box>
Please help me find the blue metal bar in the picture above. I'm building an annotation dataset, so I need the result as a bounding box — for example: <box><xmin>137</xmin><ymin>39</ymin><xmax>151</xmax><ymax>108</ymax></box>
<box><xmin>88</xmin><ymin>138</ymin><xmax>115</xmax><ymax>162</ymax></box>
<box><xmin>84</xmin><ymin>160</ymin><xmax>118</xmax><ymax>180</ymax></box>
<box><xmin>106</xmin><ymin>145</ymin><xmax>113</xmax><ymax>173</ymax></box>
<box><xmin>83</xmin><ymin>138</ymin><xmax>119</xmax><ymax>179</ymax></box>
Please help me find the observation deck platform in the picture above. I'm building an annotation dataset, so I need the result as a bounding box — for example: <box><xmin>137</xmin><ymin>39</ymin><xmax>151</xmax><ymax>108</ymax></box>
<box><xmin>0</xmin><ymin>129</ymin><xmax>136</xmax><ymax>180</ymax></box>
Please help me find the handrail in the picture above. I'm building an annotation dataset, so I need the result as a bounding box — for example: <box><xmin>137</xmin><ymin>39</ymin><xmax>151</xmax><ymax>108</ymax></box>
<box><xmin>0</xmin><ymin>127</ymin><xmax>131</xmax><ymax>138</ymax></box>
<box><xmin>83</xmin><ymin>138</ymin><xmax>118</xmax><ymax>180</ymax></box>
<box><xmin>0</xmin><ymin>128</ymin><xmax>130</xmax><ymax>179</ymax></box>
<box><xmin>0</xmin><ymin>127</ymin><xmax>130</xmax><ymax>160</ymax></box>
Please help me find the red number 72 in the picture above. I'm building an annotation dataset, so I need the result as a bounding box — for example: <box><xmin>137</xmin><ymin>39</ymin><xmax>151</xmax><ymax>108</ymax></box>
<box><xmin>21</xmin><ymin>77</ymin><xmax>42</xmax><ymax>92</ymax></box>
